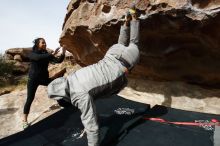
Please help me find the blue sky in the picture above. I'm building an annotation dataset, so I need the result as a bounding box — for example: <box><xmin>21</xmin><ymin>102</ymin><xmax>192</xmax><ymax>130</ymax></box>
<box><xmin>0</xmin><ymin>0</ymin><xmax>70</xmax><ymax>54</ymax></box>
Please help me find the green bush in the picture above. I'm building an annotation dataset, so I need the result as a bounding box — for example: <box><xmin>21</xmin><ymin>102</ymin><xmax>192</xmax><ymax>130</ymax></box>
<box><xmin>0</xmin><ymin>54</ymin><xmax>28</xmax><ymax>88</ymax></box>
<box><xmin>0</xmin><ymin>54</ymin><xmax>15</xmax><ymax>77</ymax></box>
<box><xmin>17</xmin><ymin>76</ymin><xmax>28</xmax><ymax>85</ymax></box>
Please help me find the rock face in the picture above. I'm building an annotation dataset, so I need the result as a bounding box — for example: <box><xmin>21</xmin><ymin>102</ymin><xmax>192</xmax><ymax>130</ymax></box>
<box><xmin>3</xmin><ymin>48</ymin><xmax>73</xmax><ymax>75</ymax></box>
<box><xmin>14</xmin><ymin>54</ymin><xmax>22</xmax><ymax>62</ymax></box>
<box><xmin>4</xmin><ymin>48</ymin><xmax>32</xmax><ymax>74</ymax></box>
<box><xmin>0</xmin><ymin>86</ymin><xmax>59</xmax><ymax>138</ymax></box>
<box><xmin>5</xmin><ymin>48</ymin><xmax>32</xmax><ymax>62</ymax></box>
<box><xmin>60</xmin><ymin>0</ymin><xmax>220</xmax><ymax>86</ymax></box>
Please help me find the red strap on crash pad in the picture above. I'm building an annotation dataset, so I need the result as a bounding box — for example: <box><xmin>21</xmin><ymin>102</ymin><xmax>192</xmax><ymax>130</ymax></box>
<box><xmin>143</xmin><ymin>117</ymin><xmax>220</xmax><ymax>126</ymax></box>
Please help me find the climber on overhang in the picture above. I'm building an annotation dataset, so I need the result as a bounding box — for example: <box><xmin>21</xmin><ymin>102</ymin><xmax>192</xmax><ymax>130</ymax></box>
<box><xmin>47</xmin><ymin>4</ymin><xmax>140</xmax><ymax>146</ymax></box>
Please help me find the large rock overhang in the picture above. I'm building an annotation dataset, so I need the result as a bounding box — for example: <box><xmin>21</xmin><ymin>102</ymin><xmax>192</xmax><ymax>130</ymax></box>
<box><xmin>60</xmin><ymin>0</ymin><xmax>220</xmax><ymax>86</ymax></box>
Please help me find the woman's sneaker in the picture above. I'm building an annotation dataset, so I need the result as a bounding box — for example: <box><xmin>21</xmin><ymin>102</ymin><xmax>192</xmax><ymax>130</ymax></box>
<box><xmin>22</xmin><ymin>121</ymin><xmax>30</xmax><ymax>130</ymax></box>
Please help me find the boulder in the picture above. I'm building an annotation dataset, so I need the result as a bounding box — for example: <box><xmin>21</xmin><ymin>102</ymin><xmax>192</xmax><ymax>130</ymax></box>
<box><xmin>13</xmin><ymin>62</ymin><xmax>30</xmax><ymax>75</ymax></box>
<box><xmin>60</xmin><ymin>0</ymin><xmax>220</xmax><ymax>86</ymax></box>
<box><xmin>6</xmin><ymin>48</ymin><xmax>32</xmax><ymax>61</ymax></box>
<box><xmin>14</xmin><ymin>54</ymin><xmax>22</xmax><ymax>62</ymax></box>
<box><xmin>3</xmin><ymin>54</ymin><xmax>13</xmax><ymax>60</ymax></box>
<box><xmin>5</xmin><ymin>48</ymin><xmax>54</xmax><ymax>62</ymax></box>
<box><xmin>50</xmin><ymin>68</ymin><xmax>67</xmax><ymax>80</ymax></box>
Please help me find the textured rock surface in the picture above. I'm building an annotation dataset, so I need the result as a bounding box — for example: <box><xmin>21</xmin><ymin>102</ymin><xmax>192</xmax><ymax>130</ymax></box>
<box><xmin>13</xmin><ymin>54</ymin><xmax>22</xmax><ymax>62</ymax></box>
<box><xmin>3</xmin><ymin>48</ymin><xmax>72</xmax><ymax>75</ymax></box>
<box><xmin>4</xmin><ymin>48</ymin><xmax>32</xmax><ymax>74</ymax></box>
<box><xmin>0</xmin><ymin>86</ymin><xmax>58</xmax><ymax>138</ymax></box>
<box><xmin>5</xmin><ymin>48</ymin><xmax>32</xmax><ymax>62</ymax></box>
<box><xmin>120</xmin><ymin>78</ymin><xmax>220</xmax><ymax>114</ymax></box>
<box><xmin>60</xmin><ymin>0</ymin><xmax>220</xmax><ymax>85</ymax></box>
<box><xmin>5</xmin><ymin>48</ymin><xmax>54</xmax><ymax>62</ymax></box>
<box><xmin>13</xmin><ymin>62</ymin><xmax>30</xmax><ymax>74</ymax></box>
<box><xmin>4</xmin><ymin>54</ymin><xmax>13</xmax><ymax>60</ymax></box>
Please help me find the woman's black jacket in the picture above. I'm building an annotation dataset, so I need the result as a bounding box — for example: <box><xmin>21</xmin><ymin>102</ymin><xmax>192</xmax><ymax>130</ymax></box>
<box><xmin>28</xmin><ymin>50</ymin><xmax>64</xmax><ymax>80</ymax></box>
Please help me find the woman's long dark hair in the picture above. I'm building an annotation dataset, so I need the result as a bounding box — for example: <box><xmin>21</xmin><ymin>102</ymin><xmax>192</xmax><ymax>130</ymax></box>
<box><xmin>32</xmin><ymin>38</ymin><xmax>44</xmax><ymax>51</ymax></box>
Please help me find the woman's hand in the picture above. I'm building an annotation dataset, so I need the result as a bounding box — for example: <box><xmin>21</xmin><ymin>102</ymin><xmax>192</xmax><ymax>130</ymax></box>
<box><xmin>52</xmin><ymin>47</ymin><xmax>61</xmax><ymax>56</ymax></box>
